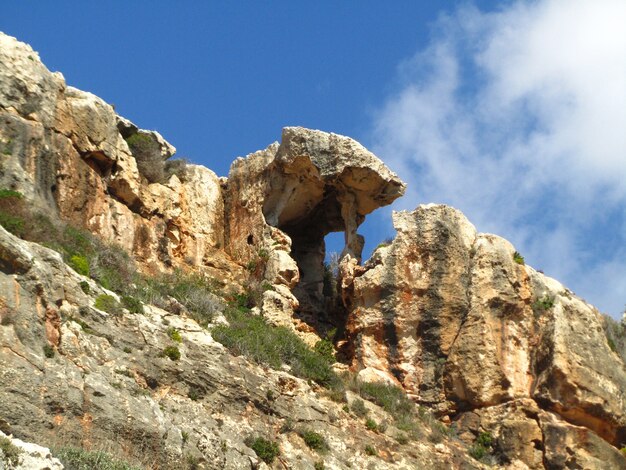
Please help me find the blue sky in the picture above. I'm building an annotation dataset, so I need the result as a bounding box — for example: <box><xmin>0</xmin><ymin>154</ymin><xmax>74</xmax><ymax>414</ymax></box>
<box><xmin>2</xmin><ymin>1</ymin><xmax>625</xmax><ymax>318</ymax></box>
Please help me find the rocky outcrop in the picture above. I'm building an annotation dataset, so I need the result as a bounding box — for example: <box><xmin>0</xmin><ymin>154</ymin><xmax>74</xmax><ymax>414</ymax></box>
<box><xmin>0</xmin><ymin>430</ymin><xmax>62</xmax><ymax>470</ymax></box>
<box><xmin>0</xmin><ymin>32</ymin><xmax>227</xmax><ymax>277</ymax></box>
<box><xmin>224</xmin><ymin>127</ymin><xmax>405</xmax><ymax>336</ymax></box>
<box><xmin>2</xmin><ymin>30</ymin><xmax>626</xmax><ymax>469</ymax></box>
<box><xmin>0</xmin><ymin>224</ymin><xmax>482</xmax><ymax>469</ymax></box>
<box><xmin>344</xmin><ymin>204</ymin><xmax>626</xmax><ymax>468</ymax></box>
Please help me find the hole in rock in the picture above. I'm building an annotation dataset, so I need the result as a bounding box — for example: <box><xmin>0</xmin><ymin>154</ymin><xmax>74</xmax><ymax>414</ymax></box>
<box><xmin>266</xmin><ymin>188</ymin><xmax>350</xmax><ymax>337</ymax></box>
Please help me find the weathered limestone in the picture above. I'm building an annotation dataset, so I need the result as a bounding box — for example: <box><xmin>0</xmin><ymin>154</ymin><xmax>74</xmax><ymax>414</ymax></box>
<box><xmin>2</xmin><ymin>30</ymin><xmax>626</xmax><ymax>469</ymax></box>
<box><xmin>0</xmin><ymin>32</ymin><xmax>226</xmax><ymax>276</ymax></box>
<box><xmin>0</xmin><ymin>430</ymin><xmax>63</xmax><ymax>470</ymax></box>
<box><xmin>0</xmin><ymin>224</ymin><xmax>482</xmax><ymax>470</ymax></box>
<box><xmin>344</xmin><ymin>204</ymin><xmax>626</xmax><ymax>466</ymax></box>
<box><xmin>224</xmin><ymin>127</ymin><xmax>405</xmax><ymax>334</ymax></box>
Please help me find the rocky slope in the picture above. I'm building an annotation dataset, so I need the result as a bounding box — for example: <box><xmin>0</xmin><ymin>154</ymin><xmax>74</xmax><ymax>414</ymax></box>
<box><xmin>1</xmin><ymin>31</ymin><xmax>625</xmax><ymax>469</ymax></box>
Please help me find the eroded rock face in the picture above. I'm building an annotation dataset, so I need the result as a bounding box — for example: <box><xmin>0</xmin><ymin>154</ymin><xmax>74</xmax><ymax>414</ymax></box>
<box><xmin>0</xmin><ymin>225</ymin><xmax>484</xmax><ymax>470</ymax></box>
<box><xmin>224</xmin><ymin>127</ymin><xmax>405</xmax><ymax>335</ymax></box>
<box><xmin>0</xmin><ymin>32</ymin><xmax>226</xmax><ymax>276</ymax></box>
<box><xmin>345</xmin><ymin>204</ymin><xmax>626</xmax><ymax>467</ymax></box>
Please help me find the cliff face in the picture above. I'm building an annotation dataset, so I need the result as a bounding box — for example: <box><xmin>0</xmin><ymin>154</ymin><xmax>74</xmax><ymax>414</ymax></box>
<box><xmin>1</xmin><ymin>31</ymin><xmax>625</xmax><ymax>470</ymax></box>
<box><xmin>344</xmin><ymin>205</ymin><xmax>626</xmax><ymax>468</ymax></box>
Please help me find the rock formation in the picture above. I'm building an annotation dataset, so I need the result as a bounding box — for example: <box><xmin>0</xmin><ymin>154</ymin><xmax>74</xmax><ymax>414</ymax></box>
<box><xmin>1</xmin><ymin>31</ymin><xmax>625</xmax><ymax>469</ymax></box>
<box><xmin>344</xmin><ymin>204</ymin><xmax>626</xmax><ymax>468</ymax></box>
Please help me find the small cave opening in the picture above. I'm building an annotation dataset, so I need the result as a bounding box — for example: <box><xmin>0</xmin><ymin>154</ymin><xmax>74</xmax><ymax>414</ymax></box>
<box><xmin>271</xmin><ymin>188</ymin><xmax>350</xmax><ymax>337</ymax></box>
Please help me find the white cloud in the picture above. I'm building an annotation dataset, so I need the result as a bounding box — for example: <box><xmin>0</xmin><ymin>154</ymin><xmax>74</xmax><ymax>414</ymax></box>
<box><xmin>370</xmin><ymin>0</ymin><xmax>626</xmax><ymax>317</ymax></box>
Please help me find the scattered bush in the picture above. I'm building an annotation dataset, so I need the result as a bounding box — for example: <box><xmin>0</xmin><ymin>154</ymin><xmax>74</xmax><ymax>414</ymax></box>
<box><xmin>246</xmin><ymin>437</ymin><xmax>280</xmax><ymax>464</ymax></box>
<box><xmin>121</xmin><ymin>296</ymin><xmax>143</xmax><ymax>314</ymax></box>
<box><xmin>55</xmin><ymin>447</ymin><xmax>142</xmax><ymax>470</ymax></box>
<box><xmin>280</xmin><ymin>418</ymin><xmax>295</xmax><ymax>434</ymax></box>
<box><xmin>350</xmin><ymin>399</ymin><xmax>368</xmax><ymax>417</ymax></box>
<box><xmin>395</xmin><ymin>433</ymin><xmax>409</xmax><ymax>445</ymax></box>
<box><xmin>69</xmin><ymin>254</ymin><xmax>90</xmax><ymax>277</ymax></box>
<box><xmin>212</xmin><ymin>304</ymin><xmax>339</xmax><ymax>388</ymax></box>
<box><xmin>187</xmin><ymin>387</ymin><xmax>201</xmax><ymax>401</ymax></box>
<box><xmin>358</xmin><ymin>382</ymin><xmax>414</xmax><ymax>419</ymax></box>
<box><xmin>164</xmin><ymin>158</ymin><xmax>190</xmax><ymax>182</ymax></box>
<box><xmin>364</xmin><ymin>444</ymin><xmax>377</xmax><ymax>456</ymax></box>
<box><xmin>137</xmin><ymin>270</ymin><xmax>221</xmax><ymax>327</ymax></box>
<box><xmin>513</xmin><ymin>251</ymin><xmax>525</xmax><ymax>265</ymax></box>
<box><xmin>167</xmin><ymin>327</ymin><xmax>183</xmax><ymax>343</ymax></box>
<box><xmin>299</xmin><ymin>429</ymin><xmax>327</xmax><ymax>452</ymax></box>
<box><xmin>79</xmin><ymin>281</ymin><xmax>91</xmax><ymax>294</ymax></box>
<box><xmin>375</xmin><ymin>237</ymin><xmax>394</xmax><ymax>250</ymax></box>
<box><xmin>532</xmin><ymin>295</ymin><xmax>555</xmax><ymax>312</ymax></box>
<box><xmin>313</xmin><ymin>338</ymin><xmax>335</xmax><ymax>364</ymax></box>
<box><xmin>365</xmin><ymin>418</ymin><xmax>378</xmax><ymax>431</ymax></box>
<box><xmin>314</xmin><ymin>461</ymin><xmax>325</xmax><ymax>470</ymax></box>
<box><xmin>469</xmin><ymin>432</ymin><xmax>494</xmax><ymax>461</ymax></box>
<box><xmin>161</xmin><ymin>346</ymin><xmax>181</xmax><ymax>361</ymax></box>
<box><xmin>94</xmin><ymin>294</ymin><xmax>123</xmax><ymax>315</ymax></box>
<box><xmin>0</xmin><ymin>436</ymin><xmax>22</xmax><ymax>468</ymax></box>
<box><xmin>43</xmin><ymin>344</ymin><xmax>55</xmax><ymax>358</ymax></box>
<box><xmin>125</xmin><ymin>133</ymin><xmax>165</xmax><ymax>184</ymax></box>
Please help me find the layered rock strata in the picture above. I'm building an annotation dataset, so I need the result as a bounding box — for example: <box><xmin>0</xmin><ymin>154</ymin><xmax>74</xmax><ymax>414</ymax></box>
<box><xmin>0</xmin><ymin>32</ymin><xmax>228</xmax><ymax>278</ymax></box>
<box><xmin>0</xmin><ymin>224</ymin><xmax>481</xmax><ymax>470</ymax></box>
<box><xmin>344</xmin><ymin>204</ymin><xmax>626</xmax><ymax>468</ymax></box>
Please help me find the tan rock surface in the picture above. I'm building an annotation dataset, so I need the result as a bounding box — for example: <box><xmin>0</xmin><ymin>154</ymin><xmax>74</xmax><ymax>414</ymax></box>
<box><xmin>345</xmin><ymin>203</ymin><xmax>626</xmax><ymax>466</ymax></box>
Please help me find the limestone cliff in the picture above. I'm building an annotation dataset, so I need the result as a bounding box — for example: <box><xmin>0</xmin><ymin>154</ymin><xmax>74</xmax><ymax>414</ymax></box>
<box><xmin>344</xmin><ymin>205</ymin><xmax>626</xmax><ymax>468</ymax></box>
<box><xmin>1</xmin><ymin>31</ymin><xmax>625</xmax><ymax>470</ymax></box>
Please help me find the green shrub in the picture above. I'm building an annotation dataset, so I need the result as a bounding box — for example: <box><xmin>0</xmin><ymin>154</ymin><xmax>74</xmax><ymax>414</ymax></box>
<box><xmin>0</xmin><ymin>212</ymin><xmax>25</xmax><ymax>236</ymax></box>
<box><xmin>55</xmin><ymin>447</ymin><xmax>142</xmax><ymax>470</ymax></box>
<box><xmin>121</xmin><ymin>296</ymin><xmax>143</xmax><ymax>314</ymax></box>
<box><xmin>0</xmin><ymin>189</ymin><xmax>23</xmax><ymax>199</ymax></box>
<box><xmin>469</xmin><ymin>432</ymin><xmax>494</xmax><ymax>461</ymax></box>
<box><xmin>299</xmin><ymin>430</ymin><xmax>327</xmax><ymax>452</ymax></box>
<box><xmin>358</xmin><ymin>382</ymin><xmax>415</xmax><ymax>420</ymax></box>
<box><xmin>167</xmin><ymin>327</ymin><xmax>183</xmax><ymax>343</ymax></box>
<box><xmin>79</xmin><ymin>281</ymin><xmax>91</xmax><ymax>294</ymax></box>
<box><xmin>43</xmin><ymin>344</ymin><xmax>55</xmax><ymax>358</ymax></box>
<box><xmin>0</xmin><ymin>436</ymin><xmax>22</xmax><ymax>468</ymax></box>
<box><xmin>313</xmin><ymin>338</ymin><xmax>335</xmax><ymax>364</ymax></box>
<box><xmin>314</xmin><ymin>461</ymin><xmax>325</xmax><ymax>470</ymax></box>
<box><xmin>395</xmin><ymin>433</ymin><xmax>409</xmax><ymax>445</ymax></box>
<box><xmin>476</xmin><ymin>432</ymin><xmax>493</xmax><ymax>447</ymax></box>
<box><xmin>69</xmin><ymin>254</ymin><xmax>90</xmax><ymax>277</ymax></box>
<box><xmin>351</xmin><ymin>398</ymin><xmax>368</xmax><ymax>417</ymax></box>
<box><xmin>162</xmin><ymin>346</ymin><xmax>181</xmax><ymax>361</ymax></box>
<box><xmin>532</xmin><ymin>295</ymin><xmax>555</xmax><ymax>312</ymax></box>
<box><xmin>365</xmin><ymin>418</ymin><xmax>378</xmax><ymax>431</ymax></box>
<box><xmin>364</xmin><ymin>445</ymin><xmax>377</xmax><ymax>456</ymax></box>
<box><xmin>125</xmin><ymin>133</ymin><xmax>166</xmax><ymax>184</ymax></box>
<box><xmin>137</xmin><ymin>270</ymin><xmax>221</xmax><ymax>327</ymax></box>
<box><xmin>94</xmin><ymin>294</ymin><xmax>123</xmax><ymax>315</ymax></box>
<box><xmin>246</xmin><ymin>437</ymin><xmax>279</xmax><ymax>464</ymax></box>
<box><xmin>212</xmin><ymin>305</ymin><xmax>339</xmax><ymax>388</ymax></box>
<box><xmin>513</xmin><ymin>251</ymin><xmax>525</xmax><ymax>265</ymax></box>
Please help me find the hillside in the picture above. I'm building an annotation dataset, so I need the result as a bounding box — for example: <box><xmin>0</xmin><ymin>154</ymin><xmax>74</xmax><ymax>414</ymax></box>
<box><xmin>0</xmin><ymin>32</ymin><xmax>625</xmax><ymax>470</ymax></box>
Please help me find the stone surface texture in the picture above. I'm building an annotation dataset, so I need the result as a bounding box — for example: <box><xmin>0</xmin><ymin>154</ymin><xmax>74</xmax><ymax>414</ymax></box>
<box><xmin>0</xmin><ymin>225</ymin><xmax>481</xmax><ymax>469</ymax></box>
<box><xmin>344</xmin><ymin>204</ymin><xmax>626</xmax><ymax>468</ymax></box>
<box><xmin>0</xmin><ymin>32</ymin><xmax>226</xmax><ymax>276</ymax></box>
